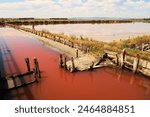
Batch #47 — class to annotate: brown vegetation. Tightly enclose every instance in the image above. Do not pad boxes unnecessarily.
[105,35,150,61]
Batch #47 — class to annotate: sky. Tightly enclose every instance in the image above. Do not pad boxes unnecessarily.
[0,0,150,18]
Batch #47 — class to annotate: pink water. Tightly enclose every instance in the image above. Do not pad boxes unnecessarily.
[24,23,150,42]
[0,27,150,100]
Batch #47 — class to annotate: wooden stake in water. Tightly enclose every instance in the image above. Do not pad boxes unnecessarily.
[71,57,75,72]
[25,58,31,72]
[64,57,67,70]
[133,54,140,74]
[120,49,126,68]
[59,54,63,68]
[33,57,41,78]
[90,62,94,71]
[116,54,119,66]
[33,68,38,83]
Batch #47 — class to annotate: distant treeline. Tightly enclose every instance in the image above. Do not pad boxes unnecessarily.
[5,19,133,25]
[0,18,150,25]
[49,18,68,20]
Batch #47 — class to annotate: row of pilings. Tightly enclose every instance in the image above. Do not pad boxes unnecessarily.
[105,49,150,77]
[7,24,94,54]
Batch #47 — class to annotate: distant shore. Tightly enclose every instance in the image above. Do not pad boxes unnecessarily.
[1,18,150,25]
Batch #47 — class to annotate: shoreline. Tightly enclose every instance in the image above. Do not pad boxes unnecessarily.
[1,18,150,25]
[19,28,86,58]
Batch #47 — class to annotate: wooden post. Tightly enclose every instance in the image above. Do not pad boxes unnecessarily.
[133,54,140,74]
[58,37,60,42]
[64,41,66,45]
[71,42,74,48]
[11,75,16,87]
[33,57,41,78]
[71,57,75,72]
[64,57,67,70]
[116,54,119,66]
[36,59,41,78]
[90,62,94,71]
[53,35,56,41]
[86,47,89,53]
[120,49,126,68]
[76,49,79,58]
[25,58,31,72]
[41,32,43,37]
[102,53,107,60]
[141,43,144,51]
[81,44,83,51]
[42,33,45,37]
[33,68,39,83]
[32,24,35,30]
[59,54,63,68]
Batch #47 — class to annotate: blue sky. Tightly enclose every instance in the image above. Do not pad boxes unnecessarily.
[0,0,150,18]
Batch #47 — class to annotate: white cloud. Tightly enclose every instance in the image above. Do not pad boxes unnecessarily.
[124,0,150,8]
[0,0,149,18]
[58,0,82,7]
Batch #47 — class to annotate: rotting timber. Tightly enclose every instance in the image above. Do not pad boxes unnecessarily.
[0,57,41,93]
[6,24,150,77]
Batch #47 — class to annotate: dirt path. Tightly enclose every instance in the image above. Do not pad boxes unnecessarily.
[18,29,97,71]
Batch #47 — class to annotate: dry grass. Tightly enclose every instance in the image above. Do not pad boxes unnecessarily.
[41,29,150,60]
[105,35,150,61]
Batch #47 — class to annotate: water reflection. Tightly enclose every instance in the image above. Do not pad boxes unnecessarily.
[114,67,150,95]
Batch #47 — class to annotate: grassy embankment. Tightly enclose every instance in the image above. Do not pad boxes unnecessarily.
[40,29,105,55]
[106,35,150,61]
[40,29,150,61]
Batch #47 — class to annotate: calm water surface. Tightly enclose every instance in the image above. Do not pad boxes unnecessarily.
[24,22,150,42]
[0,27,150,100]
